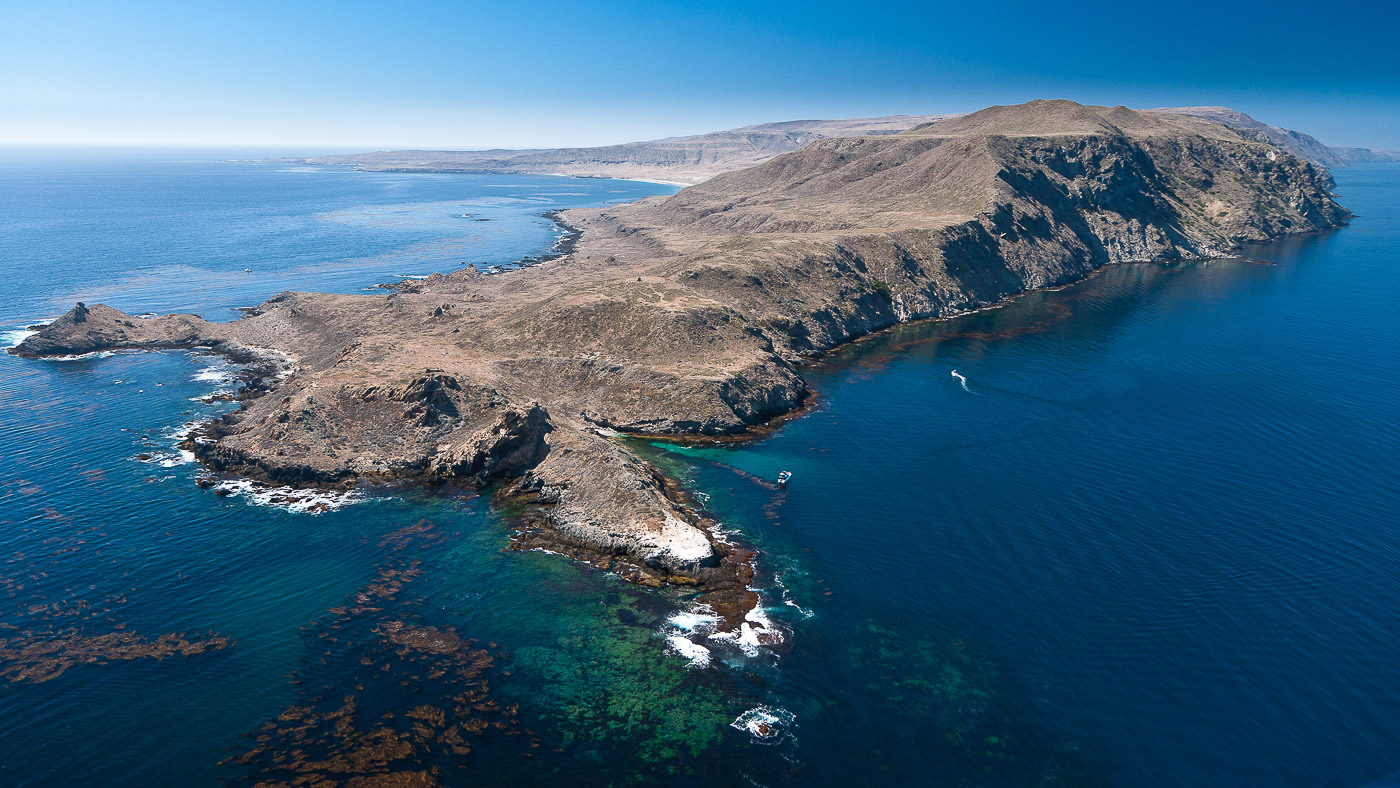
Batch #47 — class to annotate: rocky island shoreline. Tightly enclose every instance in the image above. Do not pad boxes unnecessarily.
[12,101,1350,627]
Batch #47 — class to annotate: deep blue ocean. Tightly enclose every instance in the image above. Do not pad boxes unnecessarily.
[1,151,1397,786]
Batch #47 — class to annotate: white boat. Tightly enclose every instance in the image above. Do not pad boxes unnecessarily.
[777,470,792,486]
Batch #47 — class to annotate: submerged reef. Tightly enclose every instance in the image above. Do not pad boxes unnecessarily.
[230,521,524,787]
[0,493,231,684]
[848,619,1093,784]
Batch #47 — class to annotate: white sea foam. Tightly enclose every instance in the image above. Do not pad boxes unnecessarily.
[666,635,713,668]
[190,362,240,398]
[50,351,116,361]
[166,420,208,442]
[730,705,795,742]
[774,573,814,619]
[737,607,779,655]
[191,364,237,385]
[211,478,368,514]
[782,599,814,617]
[708,599,785,657]
[1,328,37,350]
[668,605,721,634]
[707,523,736,545]
[138,450,189,468]
[661,604,721,668]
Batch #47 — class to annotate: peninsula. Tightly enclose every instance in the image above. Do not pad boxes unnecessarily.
[14,101,1350,622]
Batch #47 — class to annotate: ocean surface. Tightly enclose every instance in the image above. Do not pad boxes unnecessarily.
[1,152,1398,786]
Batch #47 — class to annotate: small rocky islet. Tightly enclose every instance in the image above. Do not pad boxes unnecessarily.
[13,100,1350,623]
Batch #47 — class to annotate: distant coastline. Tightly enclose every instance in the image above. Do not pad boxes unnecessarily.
[286,105,1400,186]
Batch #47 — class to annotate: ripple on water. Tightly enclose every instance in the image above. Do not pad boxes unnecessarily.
[731,705,795,743]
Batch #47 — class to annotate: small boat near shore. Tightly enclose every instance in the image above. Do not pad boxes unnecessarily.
[777,470,792,486]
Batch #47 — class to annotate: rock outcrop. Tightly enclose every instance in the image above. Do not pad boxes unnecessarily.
[13,101,1350,613]
[18,302,222,357]
[1152,106,1400,167]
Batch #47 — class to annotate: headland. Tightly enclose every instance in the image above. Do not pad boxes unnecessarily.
[14,100,1350,626]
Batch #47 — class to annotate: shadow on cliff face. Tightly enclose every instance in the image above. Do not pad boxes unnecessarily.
[811,257,1239,381]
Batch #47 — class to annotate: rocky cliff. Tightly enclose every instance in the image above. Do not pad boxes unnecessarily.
[15,101,1349,618]
[1152,106,1400,167]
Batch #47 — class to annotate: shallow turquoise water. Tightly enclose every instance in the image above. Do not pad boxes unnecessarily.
[2,154,1399,786]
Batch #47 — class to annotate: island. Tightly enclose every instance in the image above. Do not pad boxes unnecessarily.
[13,100,1350,627]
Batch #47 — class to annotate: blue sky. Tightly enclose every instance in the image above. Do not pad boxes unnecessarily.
[2,0,1397,150]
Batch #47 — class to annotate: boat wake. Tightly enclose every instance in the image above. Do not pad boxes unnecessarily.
[951,369,981,395]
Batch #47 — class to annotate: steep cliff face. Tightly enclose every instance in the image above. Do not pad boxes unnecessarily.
[12,101,1349,607]
[1152,105,1400,167]
[590,100,1347,357]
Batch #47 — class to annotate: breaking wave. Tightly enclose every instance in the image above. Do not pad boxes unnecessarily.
[730,705,795,743]
[207,478,370,514]
[707,602,784,658]
[1,327,37,350]
[138,450,195,468]
[661,600,789,666]
[665,635,713,668]
[51,351,116,361]
[662,604,721,669]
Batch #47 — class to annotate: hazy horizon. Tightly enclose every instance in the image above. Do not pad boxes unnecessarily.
[4,0,1397,152]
